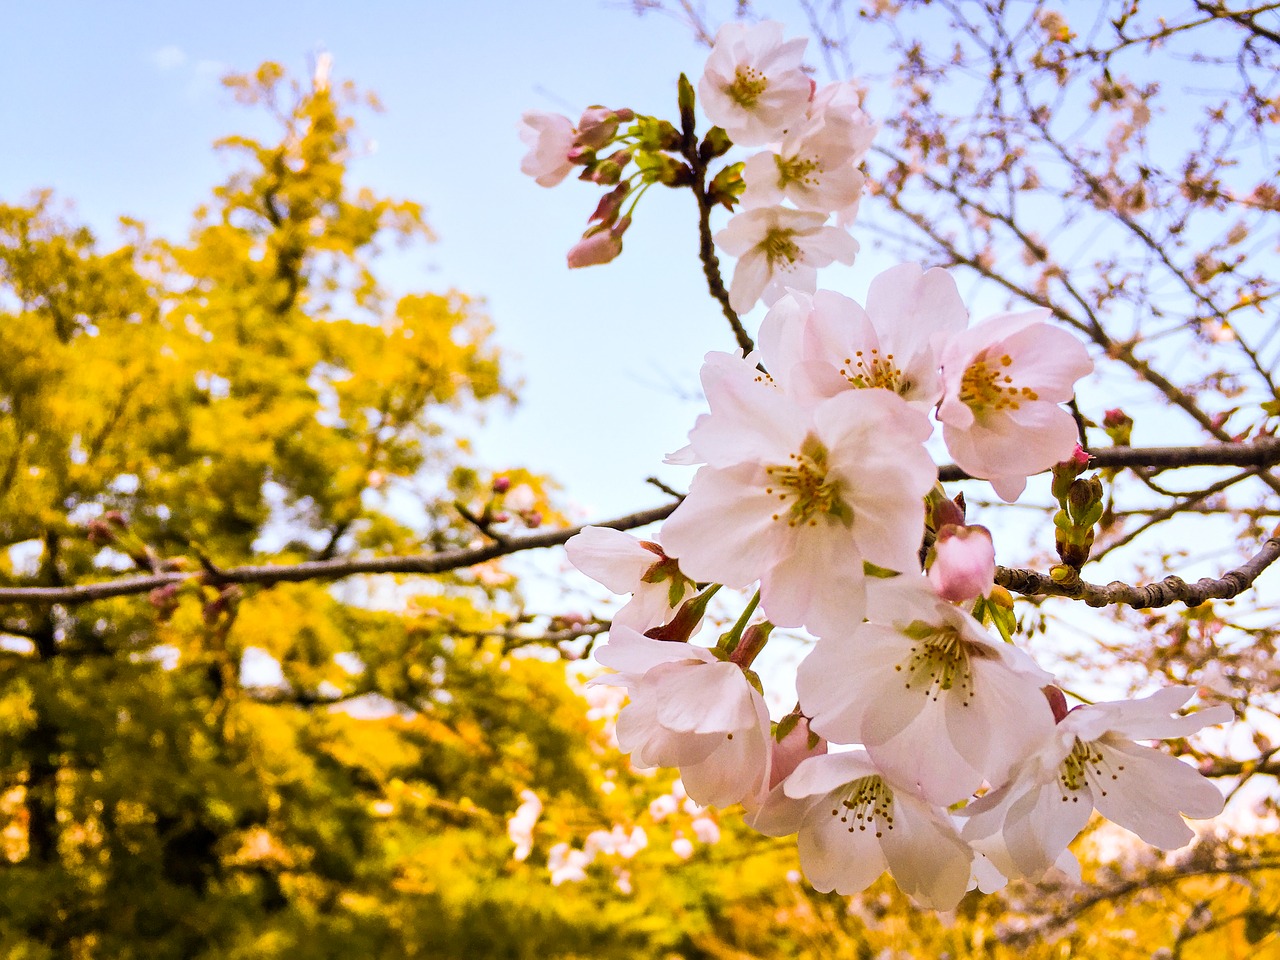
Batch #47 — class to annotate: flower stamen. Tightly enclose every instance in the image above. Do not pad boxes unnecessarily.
[839,349,907,393]
[832,775,895,837]
[764,436,852,528]
[729,65,769,108]
[1058,738,1126,801]
[896,624,976,705]
[958,352,1040,414]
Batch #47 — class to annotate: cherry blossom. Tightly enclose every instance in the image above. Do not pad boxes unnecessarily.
[506,789,543,862]
[741,119,869,217]
[937,309,1094,500]
[565,525,693,634]
[661,356,937,636]
[592,626,771,808]
[960,687,1231,880]
[757,264,968,407]
[715,207,858,314]
[751,750,974,909]
[796,576,1055,804]
[518,110,576,187]
[698,21,811,147]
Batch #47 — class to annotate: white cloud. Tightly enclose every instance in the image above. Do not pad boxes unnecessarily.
[151,45,186,71]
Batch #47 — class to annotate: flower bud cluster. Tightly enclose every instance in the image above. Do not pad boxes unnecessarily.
[519,102,690,268]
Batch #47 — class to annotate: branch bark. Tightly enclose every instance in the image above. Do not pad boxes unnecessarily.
[2,438,1277,609]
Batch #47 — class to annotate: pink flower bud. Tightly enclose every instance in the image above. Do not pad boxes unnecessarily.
[1043,685,1069,724]
[575,106,630,149]
[491,476,511,494]
[566,216,631,269]
[769,717,826,790]
[928,523,995,602]
[1067,443,1091,469]
[589,184,630,225]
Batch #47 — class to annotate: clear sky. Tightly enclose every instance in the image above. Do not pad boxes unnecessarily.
[0,1,788,523]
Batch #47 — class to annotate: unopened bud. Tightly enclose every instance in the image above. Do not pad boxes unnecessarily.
[728,621,773,669]
[589,183,630,225]
[928,524,995,602]
[699,126,733,161]
[567,223,623,268]
[769,715,826,789]
[576,106,627,150]
[491,476,511,494]
[1043,685,1069,723]
[928,491,966,531]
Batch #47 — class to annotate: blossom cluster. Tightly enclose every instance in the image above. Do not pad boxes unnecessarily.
[567,265,1228,907]
[523,19,1233,911]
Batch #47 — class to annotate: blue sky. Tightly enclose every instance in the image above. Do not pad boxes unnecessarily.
[0,2,769,522]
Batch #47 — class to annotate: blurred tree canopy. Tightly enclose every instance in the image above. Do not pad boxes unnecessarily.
[3,3,1280,957]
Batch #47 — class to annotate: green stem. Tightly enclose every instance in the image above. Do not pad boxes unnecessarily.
[718,588,761,657]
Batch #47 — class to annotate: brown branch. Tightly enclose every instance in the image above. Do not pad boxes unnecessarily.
[2,442,1277,609]
[996,532,1280,608]
[678,82,753,355]
[937,436,1280,482]
[0,503,679,607]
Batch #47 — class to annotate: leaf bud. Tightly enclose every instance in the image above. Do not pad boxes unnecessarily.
[699,126,733,161]
[677,73,696,132]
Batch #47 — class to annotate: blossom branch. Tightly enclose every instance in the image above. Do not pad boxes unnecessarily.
[0,503,678,608]
[677,83,754,354]
[3,439,1277,610]
[996,531,1280,608]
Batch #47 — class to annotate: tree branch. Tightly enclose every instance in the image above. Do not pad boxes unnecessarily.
[2,439,1277,609]
[0,503,678,607]
[996,531,1280,608]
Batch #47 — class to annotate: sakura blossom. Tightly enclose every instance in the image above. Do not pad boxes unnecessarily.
[698,20,811,147]
[661,356,936,636]
[547,842,591,885]
[518,110,576,187]
[506,789,543,862]
[715,206,858,314]
[757,264,968,407]
[937,309,1094,500]
[960,687,1231,880]
[751,750,974,909]
[565,525,693,634]
[591,626,771,808]
[796,577,1055,804]
[740,79,877,218]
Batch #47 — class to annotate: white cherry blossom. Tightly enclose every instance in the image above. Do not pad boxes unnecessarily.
[591,626,771,808]
[715,207,858,314]
[518,110,576,187]
[797,576,1055,804]
[662,355,936,636]
[751,750,974,909]
[960,687,1231,880]
[937,309,1094,500]
[565,525,692,634]
[698,21,811,147]
[757,265,968,408]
